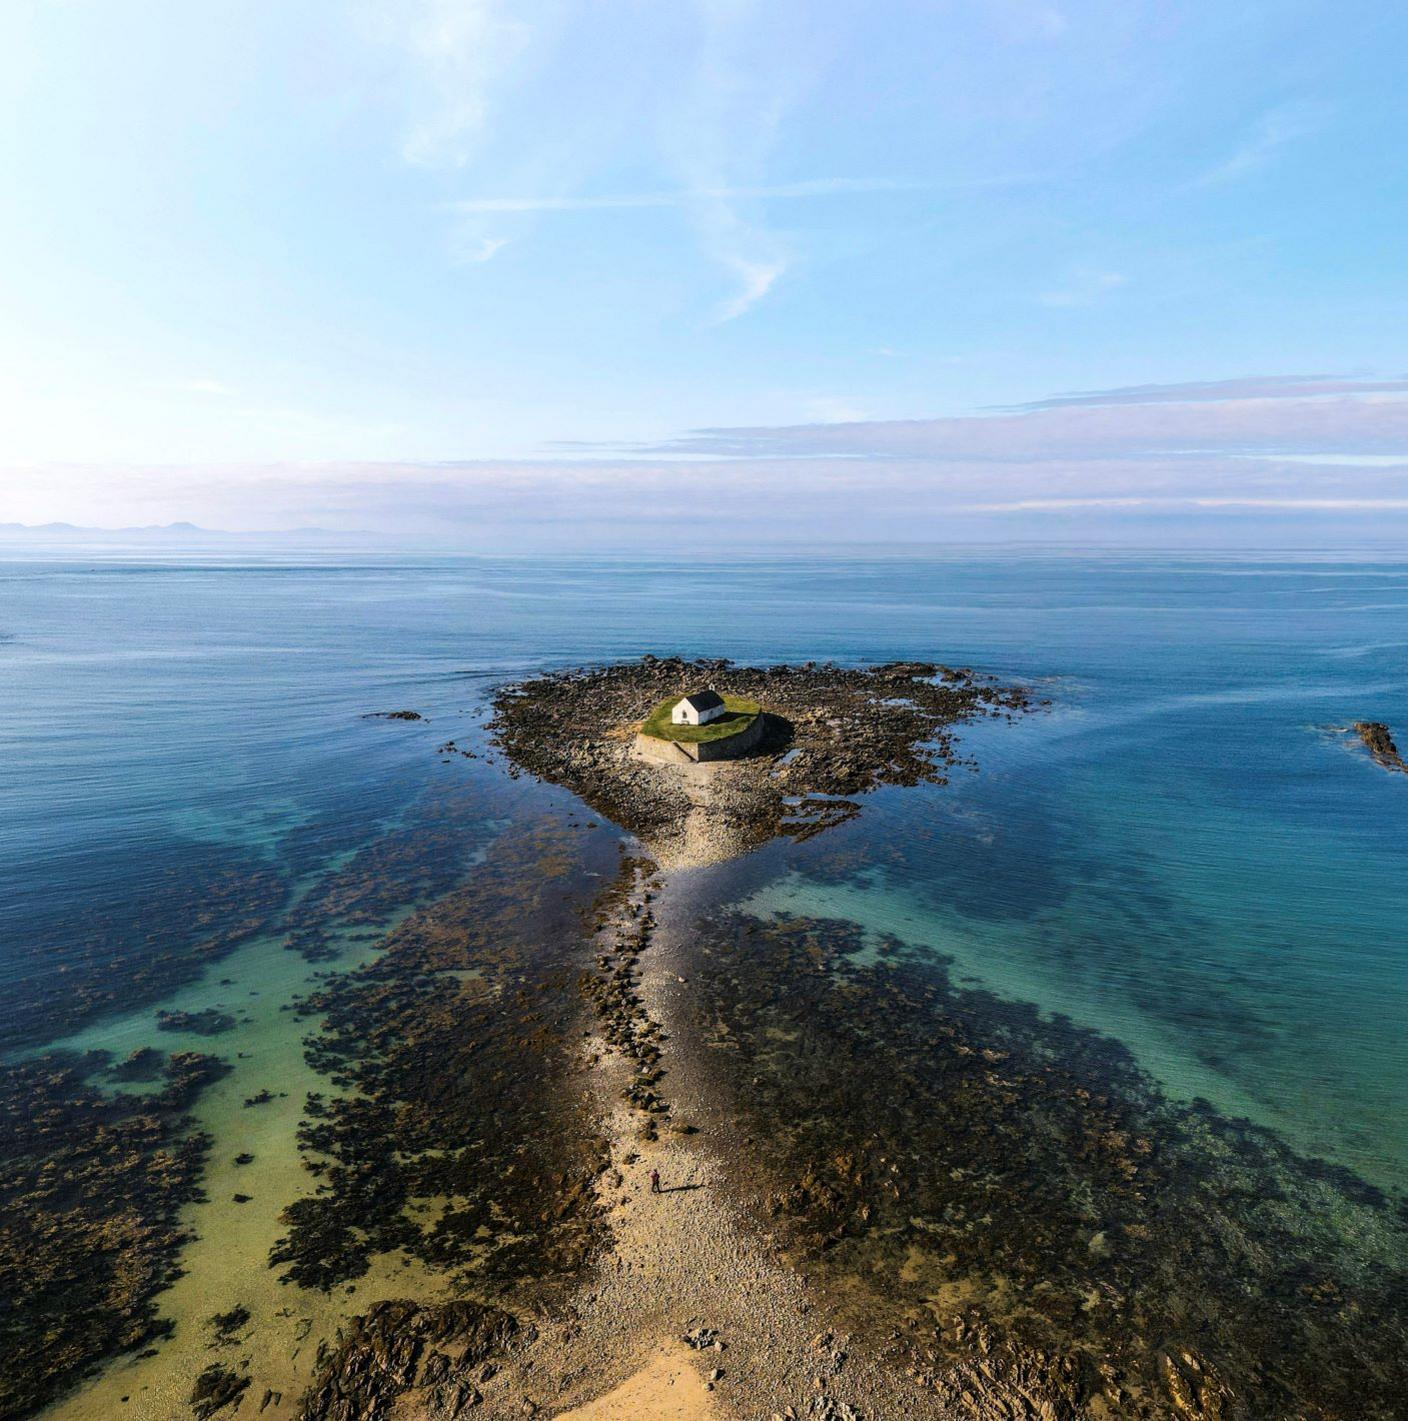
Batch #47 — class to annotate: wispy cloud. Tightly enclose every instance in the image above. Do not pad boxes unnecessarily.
[656,2,827,323]
[1039,270,1128,308]
[445,177,923,214]
[1003,375,1408,412]
[651,375,1408,461]
[451,233,510,265]
[1195,101,1327,187]
[366,0,535,169]
[714,255,785,323]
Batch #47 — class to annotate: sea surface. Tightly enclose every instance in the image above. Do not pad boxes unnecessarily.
[2,547,1407,1412]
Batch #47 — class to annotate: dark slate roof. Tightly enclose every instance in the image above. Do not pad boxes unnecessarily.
[680,690,725,711]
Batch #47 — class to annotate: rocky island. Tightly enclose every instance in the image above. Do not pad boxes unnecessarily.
[489,655,1032,866]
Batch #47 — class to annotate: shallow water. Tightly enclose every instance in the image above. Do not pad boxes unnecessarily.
[2,548,1406,1413]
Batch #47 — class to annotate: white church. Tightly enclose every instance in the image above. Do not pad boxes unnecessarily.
[671,690,726,726]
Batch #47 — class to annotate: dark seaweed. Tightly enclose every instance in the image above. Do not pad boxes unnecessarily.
[270,811,617,1295]
[0,842,287,1054]
[691,911,1408,1420]
[190,1361,250,1418]
[0,1050,229,1418]
[156,1008,236,1036]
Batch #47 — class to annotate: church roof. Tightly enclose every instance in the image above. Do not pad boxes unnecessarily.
[678,690,724,712]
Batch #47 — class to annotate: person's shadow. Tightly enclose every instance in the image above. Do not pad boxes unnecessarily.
[659,1183,704,1194]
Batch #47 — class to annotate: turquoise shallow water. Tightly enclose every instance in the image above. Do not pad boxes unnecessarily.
[2,547,1406,1190]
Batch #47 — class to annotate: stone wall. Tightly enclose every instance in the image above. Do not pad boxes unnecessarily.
[634,711,767,764]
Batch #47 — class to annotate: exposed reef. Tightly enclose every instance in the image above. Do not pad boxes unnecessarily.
[298,1298,525,1420]
[1354,720,1407,773]
[490,656,1033,863]
[272,810,617,1295]
[0,1050,229,1418]
[689,910,1408,1420]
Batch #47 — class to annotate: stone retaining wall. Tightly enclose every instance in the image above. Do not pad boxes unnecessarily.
[634,711,767,764]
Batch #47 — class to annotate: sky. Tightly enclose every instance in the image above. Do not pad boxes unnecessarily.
[0,0,1406,546]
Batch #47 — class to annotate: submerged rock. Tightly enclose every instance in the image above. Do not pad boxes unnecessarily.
[191,1361,251,1419]
[156,1007,236,1036]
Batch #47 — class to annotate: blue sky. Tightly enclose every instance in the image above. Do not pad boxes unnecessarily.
[1,1,1406,543]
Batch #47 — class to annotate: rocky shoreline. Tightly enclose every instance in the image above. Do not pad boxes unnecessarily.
[489,656,1034,866]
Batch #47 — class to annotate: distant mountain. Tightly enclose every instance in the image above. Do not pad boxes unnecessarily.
[0,521,371,542]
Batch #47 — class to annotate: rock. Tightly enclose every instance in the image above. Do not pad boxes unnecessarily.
[190,1363,250,1419]
[1353,720,1408,773]
[298,1298,523,1421]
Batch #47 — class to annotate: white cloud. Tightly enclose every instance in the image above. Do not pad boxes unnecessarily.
[445,177,922,214]
[1004,375,1408,411]
[1195,101,1327,187]
[653,375,1408,461]
[451,233,509,264]
[364,0,535,169]
[713,255,784,323]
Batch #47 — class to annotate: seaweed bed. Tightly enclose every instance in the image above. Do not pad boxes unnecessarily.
[273,808,620,1296]
[1,842,288,1054]
[0,1049,228,1418]
[690,910,1408,1420]
[279,778,502,963]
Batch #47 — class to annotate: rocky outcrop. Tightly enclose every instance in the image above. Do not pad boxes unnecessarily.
[1354,720,1407,773]
[298,1299,525,1420]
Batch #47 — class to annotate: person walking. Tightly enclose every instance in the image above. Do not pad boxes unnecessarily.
[650,1168,661,1194]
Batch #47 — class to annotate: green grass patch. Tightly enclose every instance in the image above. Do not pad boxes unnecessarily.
[640,693,762,744]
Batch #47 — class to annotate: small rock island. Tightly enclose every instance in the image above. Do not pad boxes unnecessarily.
[491,656,1033,866]
[1354,720,1407,774]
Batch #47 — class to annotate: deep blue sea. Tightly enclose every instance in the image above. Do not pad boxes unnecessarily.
[3,548,1406,1198]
